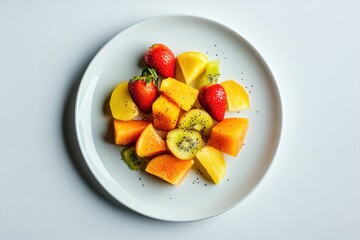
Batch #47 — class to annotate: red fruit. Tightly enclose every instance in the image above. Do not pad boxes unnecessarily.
[128,68,158,114]
[198,84,227,122]
[144,43,176,78]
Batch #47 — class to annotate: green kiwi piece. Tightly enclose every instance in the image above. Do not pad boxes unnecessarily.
[121,146,151,170]
[166,129,204,160]
[194,60,220,89]
[177,109,214,136]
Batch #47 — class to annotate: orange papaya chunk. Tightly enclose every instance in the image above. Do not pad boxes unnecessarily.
[207,118,249,157]
[113,120,150,145]
[145,154,194,186]
[152,95,180,131]
[135,124,167,157]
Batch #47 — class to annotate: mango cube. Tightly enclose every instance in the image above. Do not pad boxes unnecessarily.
[152,95,180,131]
[196,146,226,184]
[175,51,208,84]
[221,80,250,111]
[160,78,199,111]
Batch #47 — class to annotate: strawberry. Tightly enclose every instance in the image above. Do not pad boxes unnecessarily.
[128,68,159,114]
[198,84,227,122]
[144,43,176,78]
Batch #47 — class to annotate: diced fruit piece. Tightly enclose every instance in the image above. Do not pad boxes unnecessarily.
[166,129,203,160]
[152,95,180,131]
[207,118,249,157]
[121,146,151,170]
[196,146,226,184]
[113,120,150,145]
[128,68,158,114]
[175,52,208,84]
[194,60,221,90]
[198,84,227,122]
[160,78,199,111]
[136,124,167,157]
[177,109,213,136]
[221,80,250,111]
[109,82,139,120]
[144,44,176,78]
[145,154,194,186]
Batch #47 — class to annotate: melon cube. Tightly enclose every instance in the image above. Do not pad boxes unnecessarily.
[145,154,194,186]
[136,124,167,157]
[160,78,199,111]
[152,95,180,131]
[207,118,249,157]
[113,120,150,145]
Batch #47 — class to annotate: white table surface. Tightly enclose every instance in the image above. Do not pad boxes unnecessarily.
[1,1,359,239]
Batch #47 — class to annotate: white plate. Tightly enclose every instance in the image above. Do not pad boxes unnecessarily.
[75,15,282,222]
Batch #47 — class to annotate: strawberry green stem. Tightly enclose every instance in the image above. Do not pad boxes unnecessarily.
[130,68,158,85]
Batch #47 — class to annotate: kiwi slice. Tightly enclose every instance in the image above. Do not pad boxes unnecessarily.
[166,129,204,160]
[194,60,220,89]
[177,109,214,136]
[121,146,151,170]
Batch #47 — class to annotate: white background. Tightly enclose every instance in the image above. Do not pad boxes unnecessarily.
[1,1,359,239]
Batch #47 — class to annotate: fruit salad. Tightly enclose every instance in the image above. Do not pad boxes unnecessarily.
[109,43,250,186]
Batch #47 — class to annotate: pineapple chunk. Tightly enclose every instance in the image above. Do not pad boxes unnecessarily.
[109,82,139,120]
[220,80,250,111]
[196,146,226,184]
[160,78,199,111]
[175,52,208,84]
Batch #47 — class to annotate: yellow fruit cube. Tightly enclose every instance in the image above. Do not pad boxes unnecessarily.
[196,146,226,184]
[152,95,180,131]
[175,52,208,84]
[109,81,139,120]
[160,78,199,111]
[220,80,250,111]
